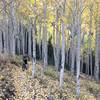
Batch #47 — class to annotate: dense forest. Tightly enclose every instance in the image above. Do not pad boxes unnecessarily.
[0,0,100,100]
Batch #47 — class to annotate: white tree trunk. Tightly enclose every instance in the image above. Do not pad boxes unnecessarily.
[18,21,24,55]
[7,19,11,54]
[81,32,84,73]
[10,0,16,56]
[94,7,100,81]
[39,22,42,59]
[95,34,100,81]
[60,21,65,88]
[87,50,89,75]
[65,37,68,65]
[2,0,8,54]
[76,20,81,100]
[20,21,25,55]
[71,37,75,73]
[55,10,60,70]
[0,30,2,53]
[32,0,36,77]
[18,38,20,54]
[65,30,69,65]
[89,7,93,77]
[28,20,32,57]
[76,0,82,99]
[32,19,36,77]
[71,0,77,73]
[42,1,48,69]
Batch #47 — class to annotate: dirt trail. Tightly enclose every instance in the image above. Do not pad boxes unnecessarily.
[0,61,46,100]
[0,61,100,100]
[12,63,34,100]
[12,63,53,100]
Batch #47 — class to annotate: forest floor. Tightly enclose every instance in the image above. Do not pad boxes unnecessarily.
[0,56,100,100]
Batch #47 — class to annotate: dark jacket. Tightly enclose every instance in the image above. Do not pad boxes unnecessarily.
[23,55,28,64]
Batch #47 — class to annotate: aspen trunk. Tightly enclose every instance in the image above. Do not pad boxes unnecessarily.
[71,37,75,73]
[94,6,100,81]
[0,30,2,53]
[2,0,8,54]
[65,30,69,65]
[55,10,60,70]
[89,7,93,77]
[71,0,77,73]
[76,0,82,99]
[42,1,48,69]
[22,25,25,55]
[76,21,81,100]
[32,0,36,77]
[28,20,32,57]
[39,22,42,59]
[81,33,84,73]
[32,19,36,77]
[95,34,100,81]
[60,21,65,88]
[9,0,16,56]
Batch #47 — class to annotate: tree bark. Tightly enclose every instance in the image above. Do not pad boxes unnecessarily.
[71,37,75,73]
[9,0,16,56]
[21,24,25,55]
[55,10,60,70]
[2,0,8,54]
[39,22,42,59]
[28,20,32,57]
[0,30,2,53]
[42,1,48,69]
[76,0,82,99]
[81,32,84,73]
[94,6,100,81]
[95,34,100,81]
[60,21,65,88]
[71,0,77,73]
[89,6,93,77]
[32,19,36,77]
[32,0,36,77]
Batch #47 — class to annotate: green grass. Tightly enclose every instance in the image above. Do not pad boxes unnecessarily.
[44,67,58,80]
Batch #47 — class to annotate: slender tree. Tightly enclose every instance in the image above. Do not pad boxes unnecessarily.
[71,0,77,73]
[80,32,85,73]
[32,18,36,77]
[76,0,82,99]
[60,21,65,88]
[20,20,25,55]
[38,20,42,59]
[59,0,66,88]
[55,9,60,70]
[2,0,8,54]
[94,3,100,81]
[32,0,36,77]
[28,19,32,57]
[42,0,48,69]
[9,0,17,56]
[89,5,93,77]
[0,30,3,53]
